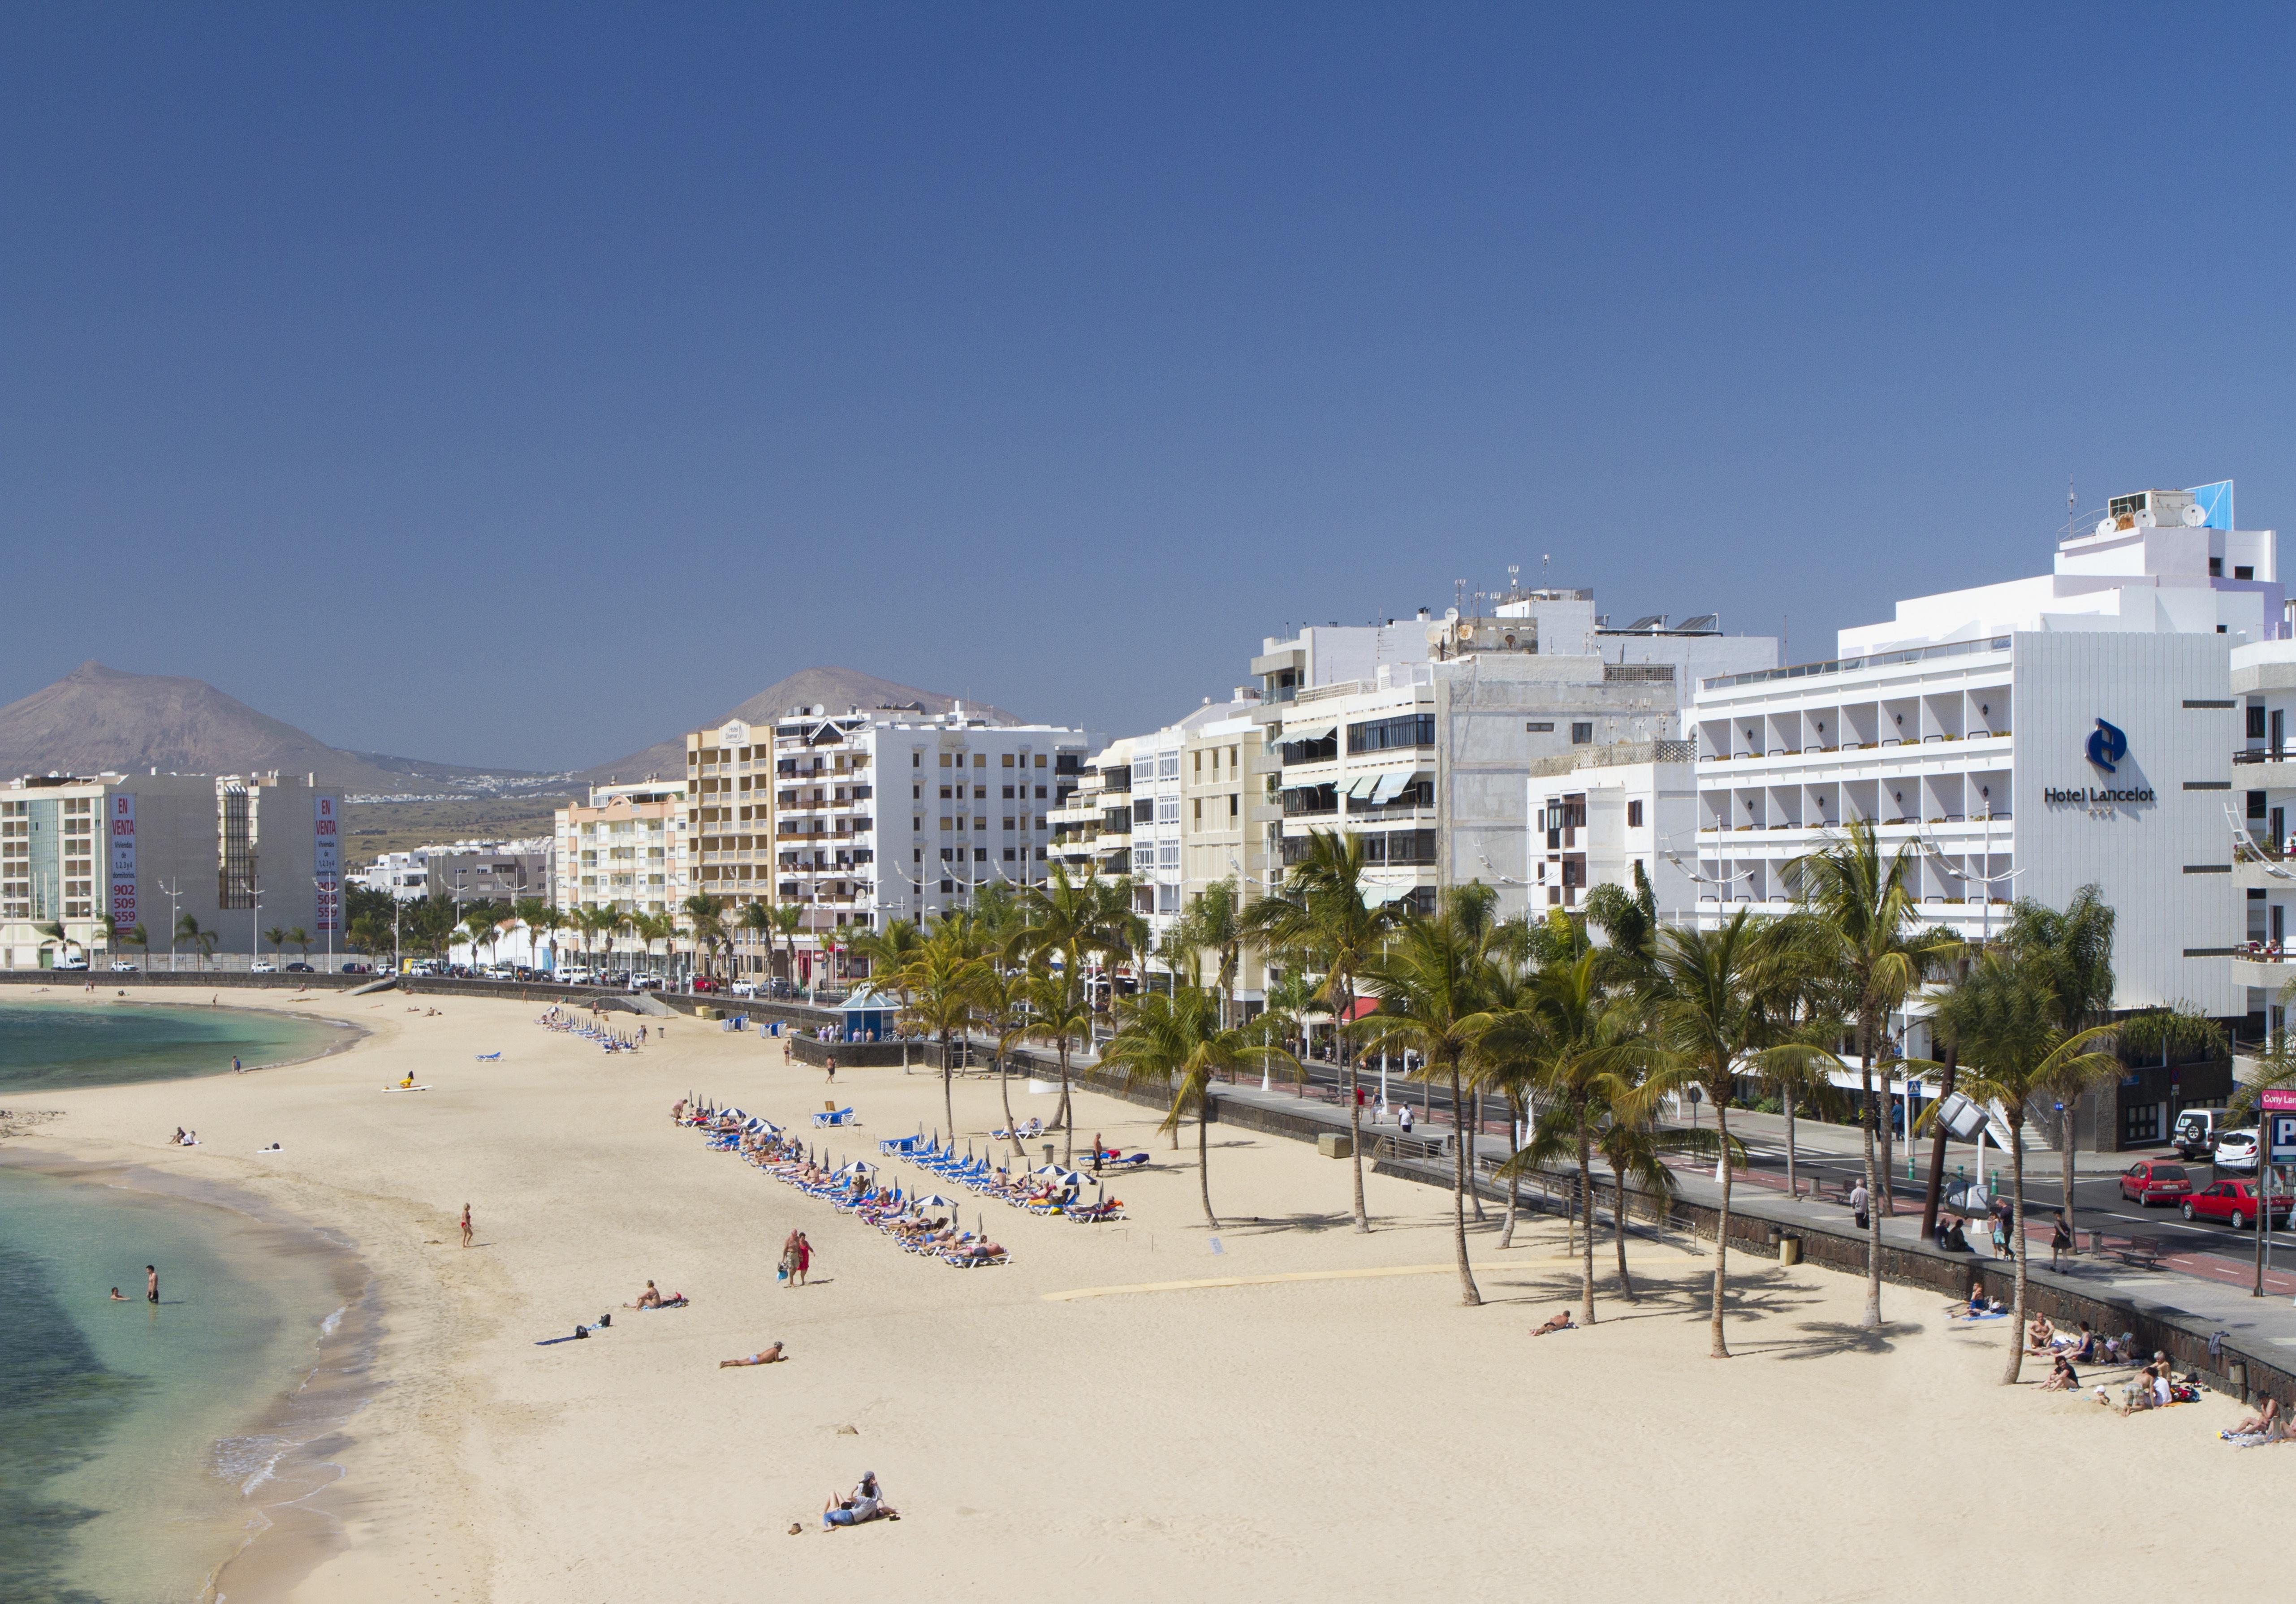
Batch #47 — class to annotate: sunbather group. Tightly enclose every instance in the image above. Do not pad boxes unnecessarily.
[884,1131,1127,1225]
[677,1108,1016,1268]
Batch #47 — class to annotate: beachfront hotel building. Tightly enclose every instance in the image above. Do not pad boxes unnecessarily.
[1686,485,2273,1138]
[1528,739,1700,918]
[765,705,1096,987]
[553,778,689,923]
[1255,595,1776,921]
[0,771,344,969]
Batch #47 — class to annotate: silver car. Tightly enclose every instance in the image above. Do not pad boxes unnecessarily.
[2213,1128,2260,1173]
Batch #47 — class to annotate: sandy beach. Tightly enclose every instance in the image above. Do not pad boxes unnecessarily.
[2,980,2279,1604]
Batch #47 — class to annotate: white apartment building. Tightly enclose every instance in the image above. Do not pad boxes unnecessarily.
[2,771,343,967]
[1048,736,1134,883]
[1528,741,1700,918]
[1257,595,1776,919]
[771,706,1096,986]
[1688,485,2271,1043]
[555,779,688,920]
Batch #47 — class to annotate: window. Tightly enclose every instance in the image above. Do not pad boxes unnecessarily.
[974,755,987,768]
[1193,751,1202,775]
[1002,785,1014,799]
[2250,706,2268,740]
[1627,800,1644,828]
[1035,754,1047,767]
[913,751,922,767]
[1347,713,1435,754]
[2238,565,2255,580]
[2210,557,2224,577]
[1229,794,1239,820]
[1193,798,1202,826]
[940,753,953,767]
[1002,753,1015,767]
[2250,791,2269,822]
[1571,722,1593,745]
[1034,785,1047,799]
[1526,721,1554,733]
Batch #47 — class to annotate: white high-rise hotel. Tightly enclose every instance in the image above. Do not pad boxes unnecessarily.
[1688,484,2274,1023]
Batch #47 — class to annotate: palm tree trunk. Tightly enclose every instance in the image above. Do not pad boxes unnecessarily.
[1449,1060,1481,1306]
[1920,1047,1958,1240]
[1876,1043,1895,1217]
[1342,976,1368,1234]
[1499,1093,1522,1250]
[1784,1087,1799,1199]
[1056,1041,1074,1163]
[1857,1015,1884,1329]
[2002,1125,2028,1384]
[941,1028,955,1140]
[1613,1167,1635,1298]
[1711,1094,1734,1358]
[998,1049,1021,1156]
[1576,1115,1595,1325]
[1196,1088,1217,1229]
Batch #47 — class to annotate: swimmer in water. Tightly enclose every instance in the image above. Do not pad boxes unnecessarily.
[109,1287,127,1301]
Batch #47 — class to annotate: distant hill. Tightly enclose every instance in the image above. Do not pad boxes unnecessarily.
[0,661,555,796]
[575,666,1020,783]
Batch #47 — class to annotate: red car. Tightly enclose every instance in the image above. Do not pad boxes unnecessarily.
[2180,1179,2294,1230]
[2119,1159,2193,1206]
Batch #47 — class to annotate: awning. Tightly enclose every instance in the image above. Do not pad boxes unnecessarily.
[1369,770,1420,804]
[1283,722,1337,742]
[1362,883,1412,906]
[840,988,898,1012]
[1344,774,1381,799]
[1342,997,1381,1022]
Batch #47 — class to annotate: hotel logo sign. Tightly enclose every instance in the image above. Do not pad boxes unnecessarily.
[2046,717,2154,806]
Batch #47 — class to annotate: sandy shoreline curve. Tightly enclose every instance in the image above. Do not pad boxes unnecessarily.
[0,979,2278,1603]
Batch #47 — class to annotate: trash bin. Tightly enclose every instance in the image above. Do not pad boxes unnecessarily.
[1778,1234,1803,1267]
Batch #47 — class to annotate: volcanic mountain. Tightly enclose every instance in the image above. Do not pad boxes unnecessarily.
[0,661,536,794]
[575,666,1020,783]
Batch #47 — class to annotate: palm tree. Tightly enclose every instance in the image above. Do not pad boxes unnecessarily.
[1786,819,1960,1327]
[681,894,726,983]
[265,925,289,967]
[528,905,565,975]
[1176,878,1252,1024]
[1582,861,1660,987]
[175,912,216,970]
[289,927,311,966]
[1013,863,1143,1117]
[889,920,990,1139]
[735,901,775,983]
[92,913,118,970]
[36,920,78,970]
[1022,970,1096,1164]
[1925,949,2118,1383]
[1646,910,1777,1358]
[1359,897,1498,1306]
[127,922,149,969]
[1593,1089,1726,1298]
[1487,951,1647,1324]
[1245,830,1403,1232]
[460,910,494,971]
[512,897,550,972]
[1103,984,1295,1228]
[1995,886,2116,1246]
[768,901,805,989]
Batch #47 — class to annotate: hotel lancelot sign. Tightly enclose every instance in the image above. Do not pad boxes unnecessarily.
[2045,718,2157,807]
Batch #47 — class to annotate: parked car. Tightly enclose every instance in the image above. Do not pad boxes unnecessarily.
[284,962,315,973]
[250,961,277,974]
[109,960,138,972]
[55,956,88,971]
[730,979,758,998]
[2182,1177,2292,1230]
[2119,1158,2192,1206]
[692,977,721,993]
[631,974,665,991]
[341,962,371,974]
[2212,1128,2261,1173]
[2172,1107,2226,1160]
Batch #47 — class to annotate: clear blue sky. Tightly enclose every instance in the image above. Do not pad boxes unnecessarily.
[5,5,2292,769]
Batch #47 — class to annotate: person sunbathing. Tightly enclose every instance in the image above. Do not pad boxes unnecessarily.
[720,1342,788,1368]
[822,1489,897,1528]
[2224,1397,2283,1442]
[2025,1315,2056,1354]
[1532,1309,1576,1336]
[2041,1355,2080,1391]
[951,1240,1005,1259]
[628,1281,667,1309]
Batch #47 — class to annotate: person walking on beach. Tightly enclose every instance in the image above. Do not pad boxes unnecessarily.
[793,1232,812,1288]
[779,1229,801,1288]
[146,1264,159,1304]
[460,1204,473,1248]
[232,1056,242,1074]
[825,1055,837,1085]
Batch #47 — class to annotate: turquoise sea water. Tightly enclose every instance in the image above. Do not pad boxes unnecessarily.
[0,1003,342,1095]
[0,1164,356,1604]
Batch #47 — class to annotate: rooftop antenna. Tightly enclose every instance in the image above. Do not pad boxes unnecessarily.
[1506,563,1520,600]
[1454,578,1466,616]
[1541,554,1551,585]
[2065,476,2078,542]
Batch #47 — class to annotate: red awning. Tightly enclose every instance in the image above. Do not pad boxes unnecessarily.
[1342,997,1381,1021]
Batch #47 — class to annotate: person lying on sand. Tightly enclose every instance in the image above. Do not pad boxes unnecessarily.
[822,1488,898,1529]
[1533,1310,1575,1336]
[721,1342,788,1368]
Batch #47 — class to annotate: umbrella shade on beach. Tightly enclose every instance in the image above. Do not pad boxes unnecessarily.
[835,1160,875,1177]
[916,1194,959,1209]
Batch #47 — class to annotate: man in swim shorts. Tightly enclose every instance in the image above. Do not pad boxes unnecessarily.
[147,1264,159,1304]
[720,1341,787,1368]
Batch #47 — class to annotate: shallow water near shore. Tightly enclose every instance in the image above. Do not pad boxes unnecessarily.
[0,1001,345,1096]
[0,1162,366,1603]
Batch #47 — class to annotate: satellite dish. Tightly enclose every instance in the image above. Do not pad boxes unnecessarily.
[2094,518,2116,538]
[2183,502,2207,526]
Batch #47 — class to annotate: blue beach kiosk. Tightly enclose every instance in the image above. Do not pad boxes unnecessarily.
[838,988,898,1043]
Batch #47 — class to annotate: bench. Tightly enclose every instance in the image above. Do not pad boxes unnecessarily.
[2099,1237,2164,1271]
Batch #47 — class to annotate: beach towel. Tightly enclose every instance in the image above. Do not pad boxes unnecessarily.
[383,1085,434,1093]
[476,1052,502,1061]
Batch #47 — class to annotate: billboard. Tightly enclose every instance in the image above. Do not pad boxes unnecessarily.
[314,793,341,935]
[108,793,136,931]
